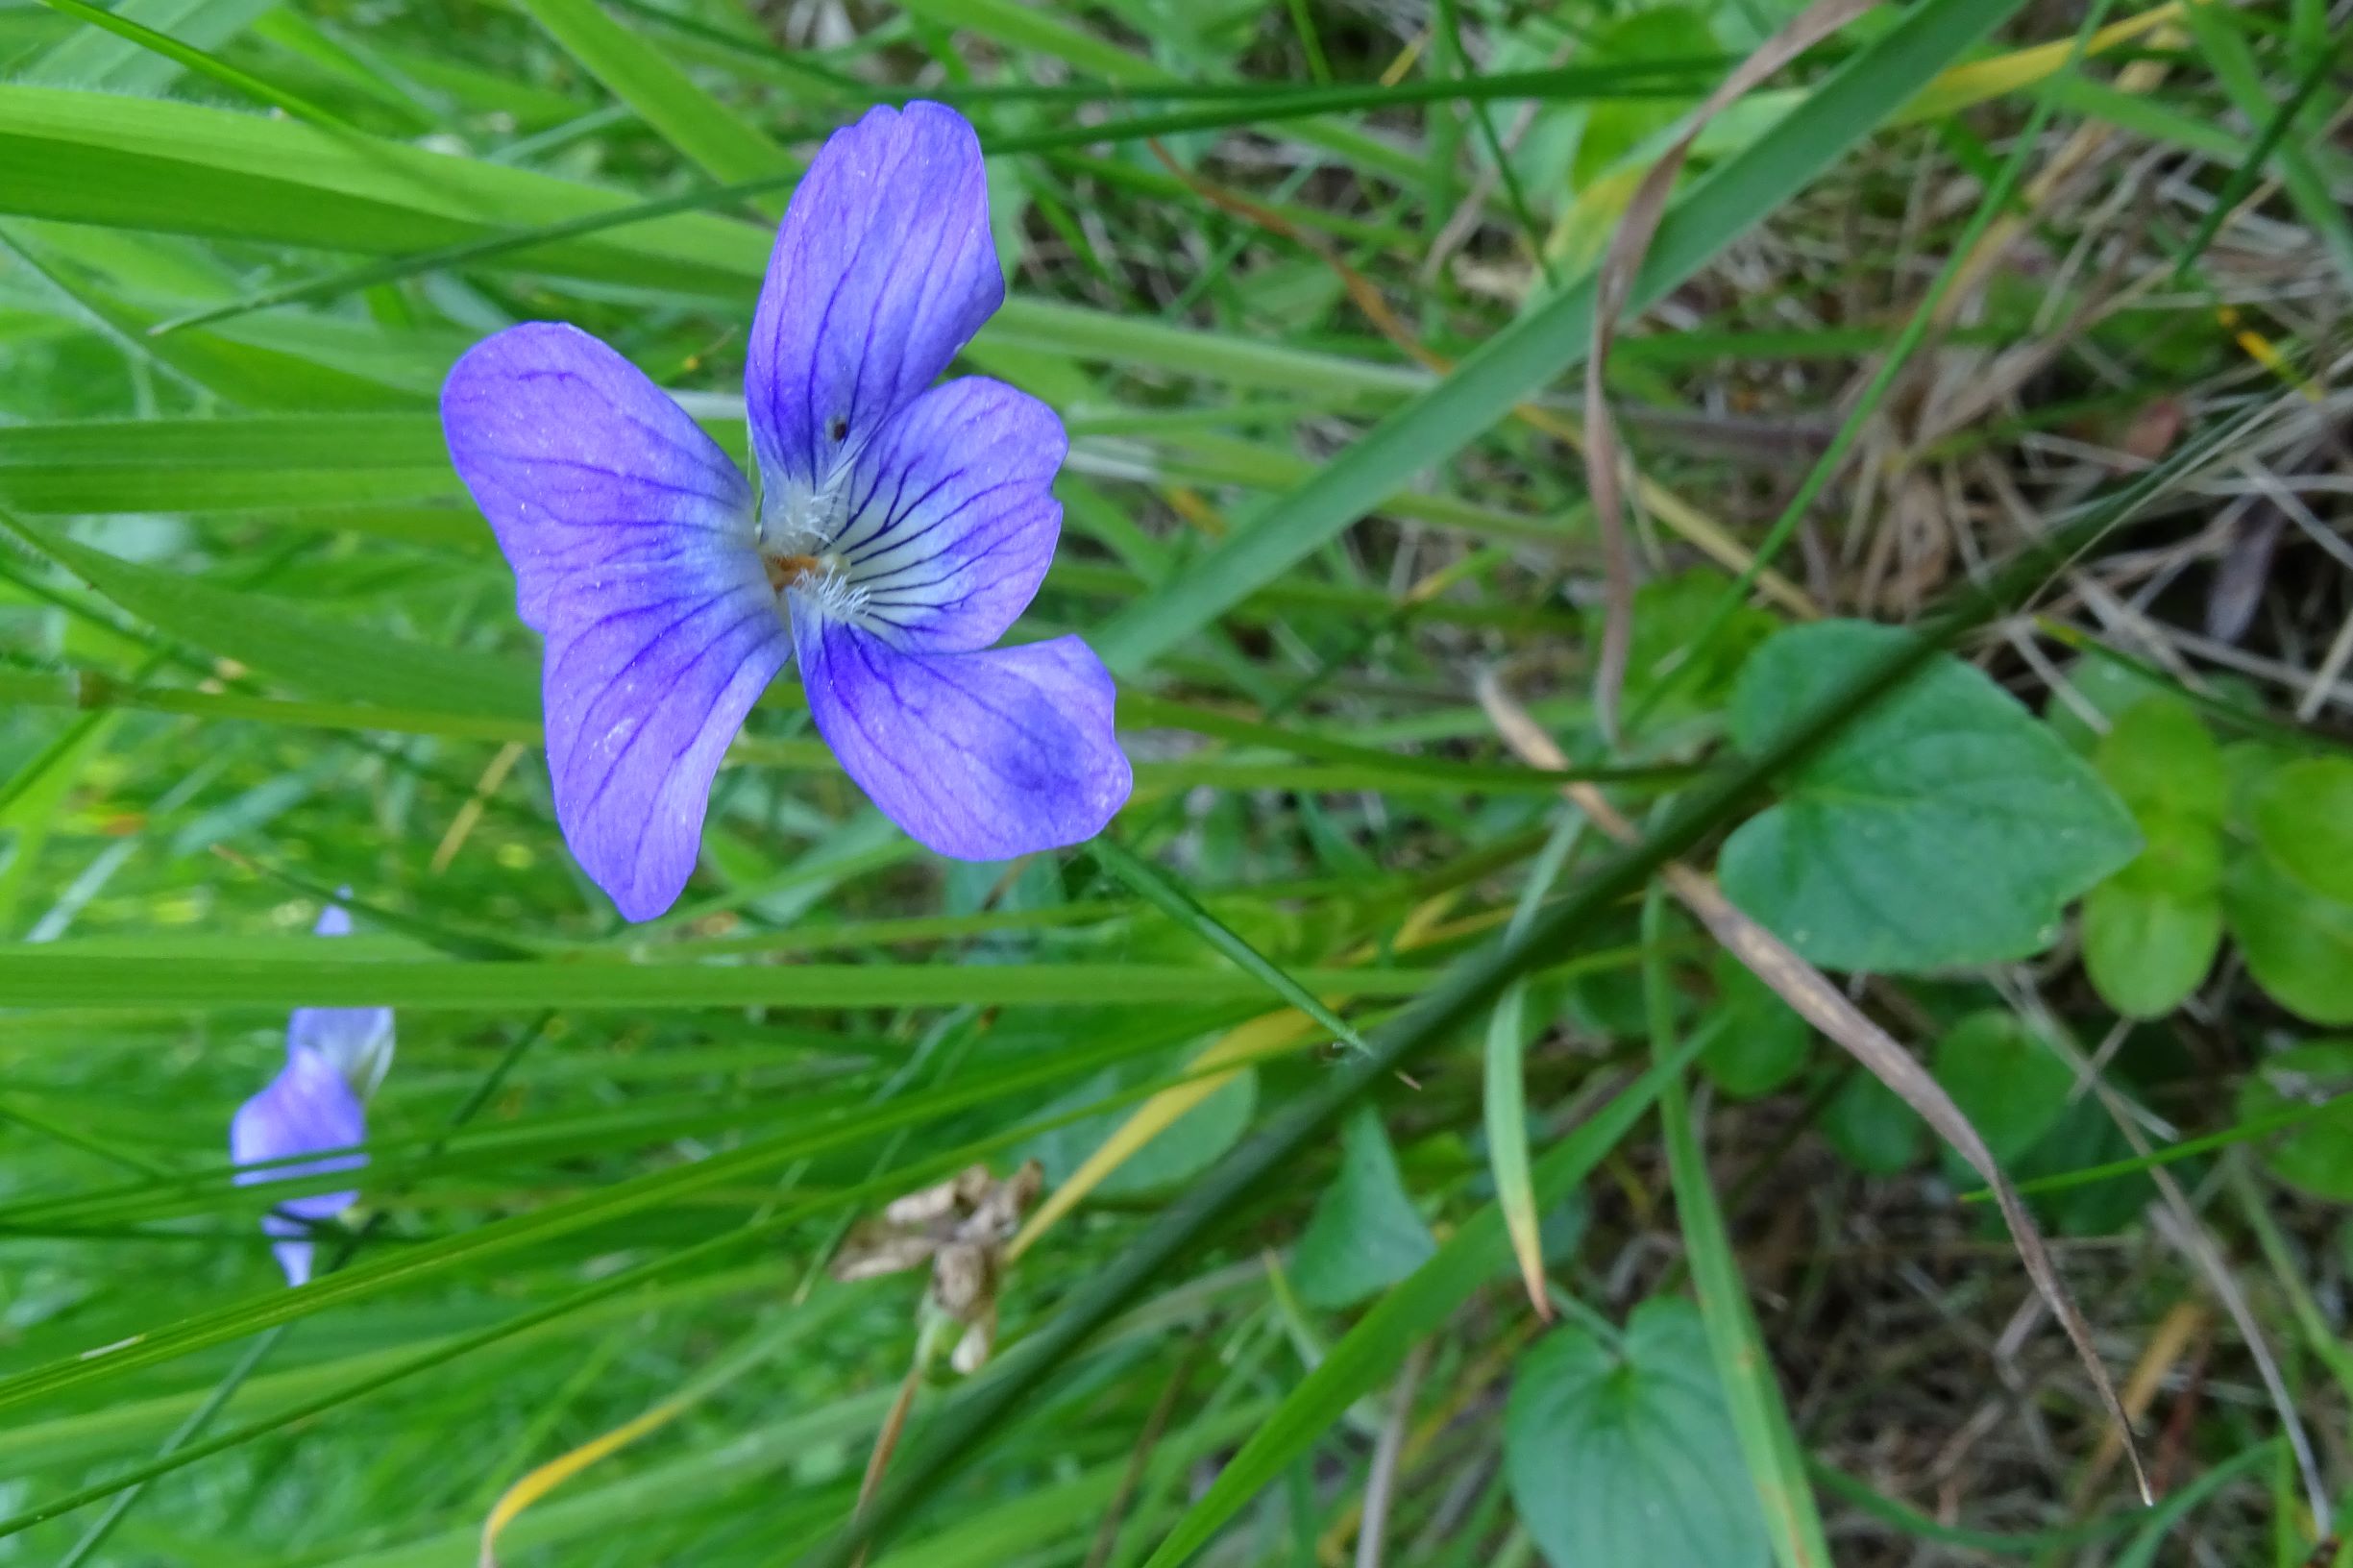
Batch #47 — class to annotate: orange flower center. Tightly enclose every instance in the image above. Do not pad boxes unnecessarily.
[764,552,823,593]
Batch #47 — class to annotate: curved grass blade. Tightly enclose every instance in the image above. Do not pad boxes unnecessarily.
[1647,887,1834,1568]
[1484,806,1585,1315]
[2113,1441,2280,1568]
[29,0,344,125]
[1630,0,2121,729]
[146,70,1704,337]
[1010,1010,1316,1259]
[478,1303,845,1566]
[0,954,1465,1012]
[514,0,790,191]
[1088,837,1368,1053]
[0,1033,1261,1425]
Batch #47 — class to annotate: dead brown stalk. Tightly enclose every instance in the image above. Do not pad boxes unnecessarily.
[1578,0,1881,738]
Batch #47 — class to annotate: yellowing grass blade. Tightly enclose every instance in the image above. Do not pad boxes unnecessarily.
[1012,894,1463,1262]
[479,1396,692,1568]
[1008,1008,1319,1262]
[1900,3,2183,121]
[478,1301,844,1564]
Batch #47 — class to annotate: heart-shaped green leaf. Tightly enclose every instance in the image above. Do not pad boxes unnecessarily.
[1932,1011,2071,1165]
[2083,698,2225,1018]
[1507,1296,1768,1568]
[2250,758,2353,906]
[1720,621,2139,973]
[1292,1106,1435,1309]
[2224,850,2353,1026]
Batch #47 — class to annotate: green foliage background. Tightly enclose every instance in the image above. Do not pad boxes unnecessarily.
[0,1,2348,1565]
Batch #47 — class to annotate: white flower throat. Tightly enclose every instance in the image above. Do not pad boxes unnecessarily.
[760,472,870,620]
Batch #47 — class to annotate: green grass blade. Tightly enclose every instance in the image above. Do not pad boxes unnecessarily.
[2177,2,2353,300]
[515,0,793,192]
[28,0,342,125]
[1088,0,2030,674]
[1483,806,1584,1311]
[1649,888,1833,1568]
[1136,1038,1707,1568]
[1088,836,1368,1051]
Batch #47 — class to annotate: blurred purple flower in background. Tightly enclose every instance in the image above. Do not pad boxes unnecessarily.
[442,101,1131,921]
[229,902,395,1286]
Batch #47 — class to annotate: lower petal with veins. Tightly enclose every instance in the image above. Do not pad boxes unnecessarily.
[791,607,1130,861]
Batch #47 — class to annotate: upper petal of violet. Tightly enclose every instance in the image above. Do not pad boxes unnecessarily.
[747,101,1002,501]
[825,376,1066,654]
[791,611,1131,860]
[442,323,790,921]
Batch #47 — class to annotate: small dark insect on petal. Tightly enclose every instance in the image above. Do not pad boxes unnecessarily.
[830,416,848,442]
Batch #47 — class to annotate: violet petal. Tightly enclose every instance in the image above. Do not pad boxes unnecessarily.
[443,322,789,921]
[791,608,1130,859]
[287,901,394,1095]
[832,376,1066,653]
[747,102,1002,496]
[230,1047,366,1287]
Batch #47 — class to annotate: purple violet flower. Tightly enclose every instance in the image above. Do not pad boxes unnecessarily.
[229,902,394,1286]
[441,102,1133,921]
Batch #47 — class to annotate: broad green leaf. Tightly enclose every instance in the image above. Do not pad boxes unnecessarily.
[2224,850,2353,1027]
[2084,698,2224,1018]
[1719,620,2139,972]
[2082,883,2220,1023]
[2045,653,2177,754]
[1291,1106,1435,1309]
[1698,949,1811,1100]
[1505,1296,1769,1568]
[2223,739,2302,826]
[1930,1011,2071,1165]
[2236,1043,2353,1201]
[2098,698,2227,821]
[2249,758,2353,906]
